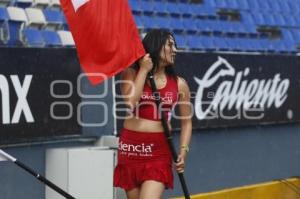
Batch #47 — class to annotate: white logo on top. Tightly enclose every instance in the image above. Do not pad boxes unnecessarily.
[194,56,290,119]
[71,0,90,12]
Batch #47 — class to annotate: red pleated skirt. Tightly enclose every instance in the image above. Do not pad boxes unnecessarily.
[113,128,173,191]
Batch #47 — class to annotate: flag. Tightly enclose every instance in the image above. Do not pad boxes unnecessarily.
[60,0,145,85]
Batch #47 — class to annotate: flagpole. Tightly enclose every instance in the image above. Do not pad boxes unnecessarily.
[147,73,191,199]
[0,149,76,199]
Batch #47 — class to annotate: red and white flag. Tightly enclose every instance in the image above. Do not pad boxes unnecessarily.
[60,0,145,85]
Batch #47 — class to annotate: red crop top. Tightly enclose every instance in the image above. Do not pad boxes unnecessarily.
[133,75,179,121]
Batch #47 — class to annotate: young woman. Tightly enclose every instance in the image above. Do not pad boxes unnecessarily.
[114,29,192,199]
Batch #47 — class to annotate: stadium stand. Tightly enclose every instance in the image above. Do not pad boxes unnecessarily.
[0,0,299,53]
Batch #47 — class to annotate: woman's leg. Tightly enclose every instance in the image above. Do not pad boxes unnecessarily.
[139,180,165,199]
[126,188,140,199]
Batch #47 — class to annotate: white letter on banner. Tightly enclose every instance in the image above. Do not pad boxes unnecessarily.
[71,0,90,12]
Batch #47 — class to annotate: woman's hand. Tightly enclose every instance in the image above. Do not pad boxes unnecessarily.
[174,153,186,173]
[138,53,153,73]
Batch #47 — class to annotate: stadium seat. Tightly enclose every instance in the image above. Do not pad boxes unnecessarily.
[23,28,45,47]
[140,1,154,15]
[290,30,300,42]
[0,7,9,45]
[236,0,249,10]
[14,0,33,8]
[177,3,192,18]
[49,0,60,9]
[169,17,184,33]
[57,30,74,47]
[214,37,229,51]
[142,15,158,31]
[153,1,167,16]
[278,1,291,13]
[156,16,170,30]
[212,0,227,8]
[187,35,202,50]
[133,15,143,29]
[282,14,297,27]
[174,34,186,49]
[165,2,181,17]
[41,30,62,47]
[128,0,142,15]
[32,0,50,9]
[200,36,216,51]
[0,7,9,44]
[43,8,63,30]
[25,8,46,29]
[0,0,11,7]
[7,6,28,46]
[182,18,198,34]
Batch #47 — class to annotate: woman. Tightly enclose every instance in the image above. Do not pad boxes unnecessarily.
[114,29,192,199]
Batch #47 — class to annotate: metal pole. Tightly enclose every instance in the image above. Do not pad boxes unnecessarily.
[0,149,76,199]
[148,73,191,199]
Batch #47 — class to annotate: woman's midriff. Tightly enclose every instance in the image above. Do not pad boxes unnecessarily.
[123,117,172,133]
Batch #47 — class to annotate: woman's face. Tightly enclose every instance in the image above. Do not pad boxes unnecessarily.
[159,36,177,66]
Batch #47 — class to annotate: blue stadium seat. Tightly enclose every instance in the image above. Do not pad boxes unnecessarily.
[268,1,281,13]
[14,0,33,8]
[169,17,184,33]
[174,34,186,49]
[200,36,216,51]
[187,35,202,50]
[290,30,300,42]
[236,38,256,51]
[225,38,240,51]
[214,37,229,51]
[153,1,167,16]
[207,20,224,35]
[165,2,181,17]
[140,1,154,15]
[278,1,291,13]
[43,8,63,30]
[194,5,217,19]
[133,15,143,29]
[142,15,158,31]
[41,30,62,47]
[128,0,142,15]
[212,0,227,8]
[224,0,240,9]
[282,14,297,27]
[240,11,255,25]
[23,28,45,47]
[156,16,170,30]
[182,18,198,34]
[235,0,249,10]
[177,3,192,18]
[197,20,212,34]
[272,14,285,27]
[0,7,9,44]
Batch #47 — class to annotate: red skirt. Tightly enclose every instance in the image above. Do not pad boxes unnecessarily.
[113,128,173,190]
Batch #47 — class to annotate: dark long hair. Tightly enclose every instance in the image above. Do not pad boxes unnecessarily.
[134,29,177,79]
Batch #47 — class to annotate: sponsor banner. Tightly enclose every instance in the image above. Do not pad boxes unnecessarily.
[174,53,298,129]
[115,52,300,131]
[0,48,81,144]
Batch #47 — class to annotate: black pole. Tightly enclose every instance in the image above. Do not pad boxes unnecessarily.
[14,160,76,199]
[148,72,191,199]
